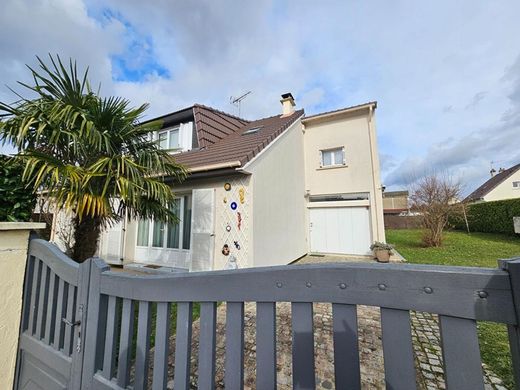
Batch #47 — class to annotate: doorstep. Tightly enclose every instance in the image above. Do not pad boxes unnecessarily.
[122,262,189,274]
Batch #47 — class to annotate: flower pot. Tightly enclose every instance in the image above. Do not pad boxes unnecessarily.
[375,249,390,263]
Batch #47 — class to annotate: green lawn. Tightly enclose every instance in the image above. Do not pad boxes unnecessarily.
[386,229,520,389]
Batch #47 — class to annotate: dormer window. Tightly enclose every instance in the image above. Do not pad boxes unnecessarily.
[158,126,180,150]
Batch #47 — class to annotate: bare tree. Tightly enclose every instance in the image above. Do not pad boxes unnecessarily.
[410,174,462,247]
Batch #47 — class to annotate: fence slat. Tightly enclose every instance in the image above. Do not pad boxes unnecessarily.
[332,303,361,389]
[52,278,66,350]
[292,302,315,390]
[256,302,276,390]
[380,308,416,390]
[135,301,152,390]
[152,302,171,390]
[225,302,244,389]
[63,283,76,355]
[198,302,217,389]
[117,298,135,388]
[43,271,57,345]
[439,315,485,390]
[36,263,49,338]
[102,295,119,380]
[28,258,42,335]
[174,302,193,390]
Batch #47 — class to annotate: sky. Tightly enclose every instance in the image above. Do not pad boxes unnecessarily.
[1,0,519,195]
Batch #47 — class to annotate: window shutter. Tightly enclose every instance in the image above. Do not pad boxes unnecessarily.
[342,147,346,165]
[179,122,194,151]
[319,150,323,168]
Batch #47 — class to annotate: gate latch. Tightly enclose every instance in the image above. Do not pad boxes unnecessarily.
[62,318,81,327]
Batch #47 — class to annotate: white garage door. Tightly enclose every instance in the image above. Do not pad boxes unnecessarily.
[309,207,372,255]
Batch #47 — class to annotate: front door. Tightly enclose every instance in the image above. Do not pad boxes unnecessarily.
[189,188,216,271]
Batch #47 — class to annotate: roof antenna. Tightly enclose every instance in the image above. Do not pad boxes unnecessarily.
[230,91,252,117]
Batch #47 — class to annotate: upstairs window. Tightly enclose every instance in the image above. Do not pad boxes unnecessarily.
[158,126,180,150]
[513,181,520,189]
[320,147,346,167]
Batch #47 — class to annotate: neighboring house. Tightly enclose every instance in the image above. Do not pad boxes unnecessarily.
[75,93,385,271]
[464,163,520,203]
[382,190,409,215]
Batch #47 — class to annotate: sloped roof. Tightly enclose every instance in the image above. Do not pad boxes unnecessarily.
[173,109,304,170]
[464,163,520,202]
[192,104,249,148]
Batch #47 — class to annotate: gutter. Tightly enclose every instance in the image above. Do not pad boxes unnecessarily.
[187,160,242,173]
[302,102,377,124]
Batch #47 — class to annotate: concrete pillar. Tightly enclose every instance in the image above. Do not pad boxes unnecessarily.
[0,222,45,390]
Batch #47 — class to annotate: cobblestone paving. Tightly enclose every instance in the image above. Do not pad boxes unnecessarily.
[412,311,509,390]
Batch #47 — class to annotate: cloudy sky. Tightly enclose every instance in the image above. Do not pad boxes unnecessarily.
[1,0,519,194]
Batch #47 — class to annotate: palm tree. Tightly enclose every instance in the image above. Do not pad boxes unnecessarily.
[0,55,187,262]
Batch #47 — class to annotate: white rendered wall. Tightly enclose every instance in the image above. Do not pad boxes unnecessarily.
[247,119,308,267]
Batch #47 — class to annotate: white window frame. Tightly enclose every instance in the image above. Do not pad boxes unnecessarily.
[157,126,181,151]
[136,194,191,252]
[319,147,346,168]
[513,181,520,189]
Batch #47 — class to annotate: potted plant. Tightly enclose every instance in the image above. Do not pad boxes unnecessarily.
[370,242,394,263]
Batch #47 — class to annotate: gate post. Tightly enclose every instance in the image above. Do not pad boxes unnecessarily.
[500,257,520,390]
[0,222,45,390]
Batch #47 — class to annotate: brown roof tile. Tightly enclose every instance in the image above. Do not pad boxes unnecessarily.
[192,104,249,148]
[464,163,520,202]
[173,109,304,170]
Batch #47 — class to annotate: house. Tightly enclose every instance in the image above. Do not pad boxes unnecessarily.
[464,163,520,203]
[94,93,386,271]
[382,190,409,215]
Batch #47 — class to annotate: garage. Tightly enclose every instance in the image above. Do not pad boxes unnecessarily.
[309,206,372,255]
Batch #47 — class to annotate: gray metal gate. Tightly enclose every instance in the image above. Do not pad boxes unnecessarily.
[14,238,520,389]
[15,239,94,389]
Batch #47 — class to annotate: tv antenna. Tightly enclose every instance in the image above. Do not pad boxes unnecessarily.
[230,91,252,117]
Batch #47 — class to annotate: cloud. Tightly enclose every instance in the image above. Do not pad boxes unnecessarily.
[0,0,519,192]
[384,53,520,193]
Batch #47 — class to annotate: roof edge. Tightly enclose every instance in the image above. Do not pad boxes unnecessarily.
[302,101,377,123]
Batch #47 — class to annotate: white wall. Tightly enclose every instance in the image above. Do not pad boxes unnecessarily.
[246,119,308,267]
[121,175,253,270]
[484,169,520,201]
[302,107,385,243]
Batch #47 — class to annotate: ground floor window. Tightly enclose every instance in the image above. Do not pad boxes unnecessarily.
[136,194,192,250]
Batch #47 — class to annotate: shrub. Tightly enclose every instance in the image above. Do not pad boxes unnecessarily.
[451,199,520,235]
[0,155,36,221]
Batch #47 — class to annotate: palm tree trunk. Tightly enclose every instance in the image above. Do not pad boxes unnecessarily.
[72,215,103,263]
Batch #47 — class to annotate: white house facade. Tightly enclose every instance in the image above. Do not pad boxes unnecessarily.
[91,94,386,271]
[465,163,520,203]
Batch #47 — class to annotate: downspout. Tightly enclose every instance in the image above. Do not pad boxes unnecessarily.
[367,105,384,242]
[119,207,127,264]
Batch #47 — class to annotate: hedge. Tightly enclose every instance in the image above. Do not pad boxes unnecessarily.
[451,198,520,235]
[0,156,36,222]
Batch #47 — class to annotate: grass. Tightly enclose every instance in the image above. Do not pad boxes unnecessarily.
[386,229,520,389]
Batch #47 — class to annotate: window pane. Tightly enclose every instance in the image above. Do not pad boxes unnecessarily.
[152,220,164,247]
[182,195,192,250]
[334,149,344,165]
[137,219,149,246]
[167,199,181,248]
[159,132,168,149]
[322,150,332,166]
[169,128,180,149]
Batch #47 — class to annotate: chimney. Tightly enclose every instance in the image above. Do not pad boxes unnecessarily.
[280,92,295,116]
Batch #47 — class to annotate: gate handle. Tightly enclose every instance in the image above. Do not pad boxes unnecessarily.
[62,318,81,327]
